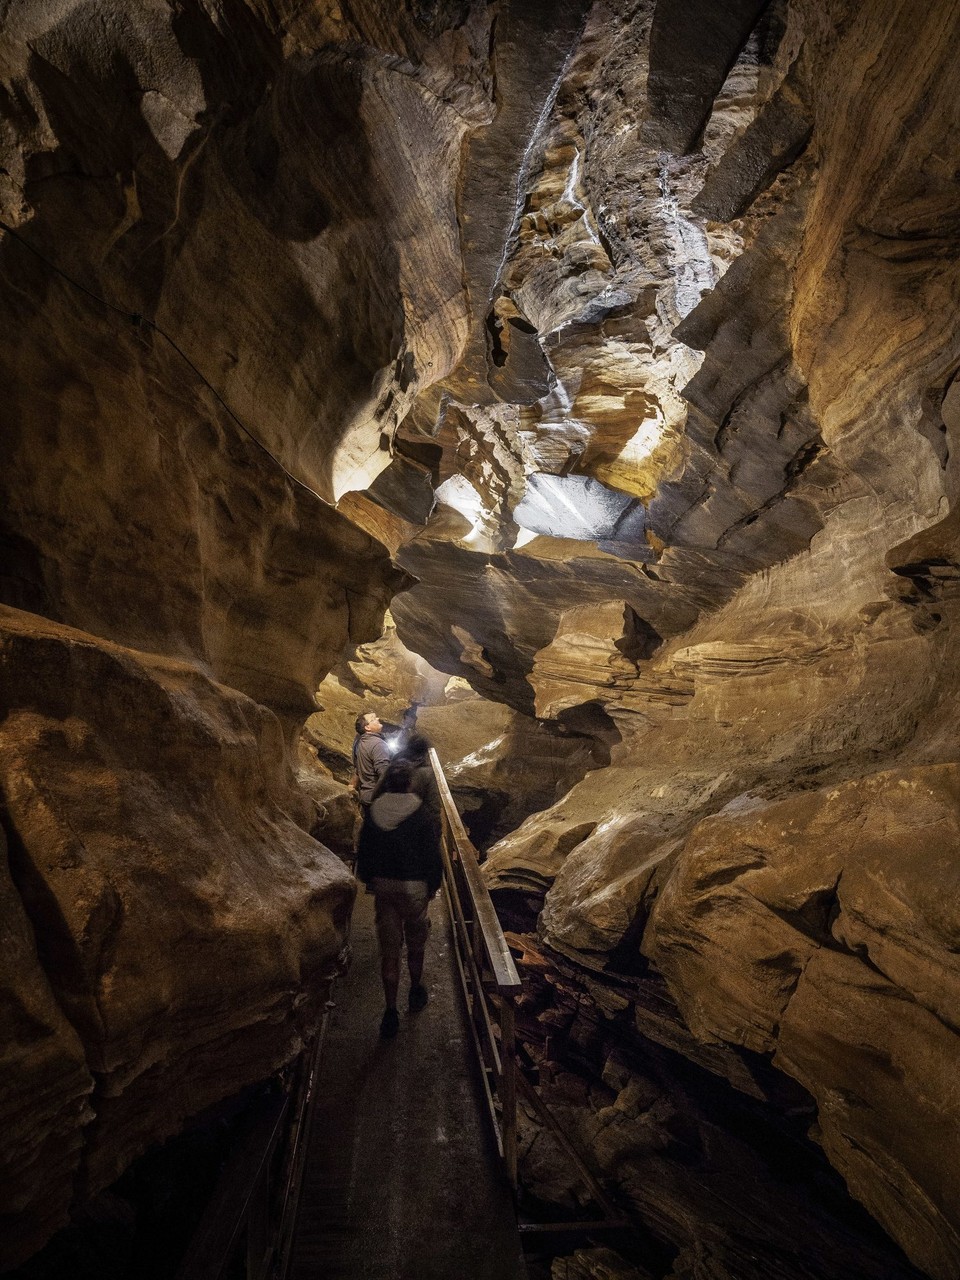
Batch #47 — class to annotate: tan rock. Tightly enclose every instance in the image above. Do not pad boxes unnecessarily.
[529,601,645,719]
[539,820,680,964]
[777,949,960,1280]
[643,764,960,1279]
[485,761,733,901]
[296,742,360,861]
[0,606,353,1258]
[4,0,960,1271]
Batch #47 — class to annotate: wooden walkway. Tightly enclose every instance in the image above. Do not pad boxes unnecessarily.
[287,887,528,1280]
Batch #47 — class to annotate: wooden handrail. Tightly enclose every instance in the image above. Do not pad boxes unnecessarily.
[429,748,521,996]
[430,746,629,1235]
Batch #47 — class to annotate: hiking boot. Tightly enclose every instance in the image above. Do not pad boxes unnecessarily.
[379,1007,400,1039]
[408,983,428,1013]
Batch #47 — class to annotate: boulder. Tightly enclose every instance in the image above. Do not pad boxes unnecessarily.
[643,765,960,1280]
[0,606,354,1263]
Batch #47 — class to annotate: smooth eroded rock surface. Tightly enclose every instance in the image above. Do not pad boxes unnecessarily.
[4,0,960,1274]
[0,606,355,1263]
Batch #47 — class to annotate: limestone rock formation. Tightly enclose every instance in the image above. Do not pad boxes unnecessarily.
[1,0,434,1260]
[510,934,928,1280]
[643,766,960,1279]
[3,0,960,1275]
[466,2,960,1276]
[0,606,355,1266]
[306,616,604,848]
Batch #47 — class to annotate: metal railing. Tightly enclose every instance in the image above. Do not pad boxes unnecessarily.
[429,747,523,1187]
[177,753,628,1278]
[429,749,628,1234]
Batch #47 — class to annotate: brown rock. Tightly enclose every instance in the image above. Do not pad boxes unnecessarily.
[512,937,924,1280]
[0,827,94,1269]
[777,949,960,1280]
[551,1245,653,1280]
[4,0,960,1272]
[0,606,353,1259]
[643,765,960,1279]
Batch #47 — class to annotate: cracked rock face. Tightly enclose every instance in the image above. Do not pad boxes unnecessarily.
[3,0,960,1276]
[642,765,960,1278]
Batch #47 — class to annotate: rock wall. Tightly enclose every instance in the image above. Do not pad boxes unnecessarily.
[475,3,960,1276]
[0,606,356,1260]
[508,933,929,1280]
[0,0,460,1264]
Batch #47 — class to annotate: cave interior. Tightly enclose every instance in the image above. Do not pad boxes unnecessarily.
[1,0,960,1277]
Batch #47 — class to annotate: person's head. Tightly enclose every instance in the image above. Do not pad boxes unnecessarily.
[355,711,382,735]
[403,731,431,764]
[380,761,414,794]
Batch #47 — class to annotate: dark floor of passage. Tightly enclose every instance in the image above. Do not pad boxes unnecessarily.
[288,884,528,1280]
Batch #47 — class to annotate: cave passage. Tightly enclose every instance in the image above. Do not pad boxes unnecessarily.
[286,890,525,1280]
[2,1,960,1279]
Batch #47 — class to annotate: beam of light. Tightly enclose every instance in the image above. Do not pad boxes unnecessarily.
[512,526,538,549]
[513,473,644,542]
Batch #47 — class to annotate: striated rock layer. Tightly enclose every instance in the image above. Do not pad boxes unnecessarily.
[476,2,960,1275]
[2,0,960,1275]
[0,606,356,1263]
[0,0,449,1264]
[509,932,928,1280]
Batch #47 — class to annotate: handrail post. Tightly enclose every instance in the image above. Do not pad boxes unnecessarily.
[500,995,518,1191]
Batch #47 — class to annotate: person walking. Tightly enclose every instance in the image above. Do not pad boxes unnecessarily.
[349,710,391,808]
[356,761,442,1039]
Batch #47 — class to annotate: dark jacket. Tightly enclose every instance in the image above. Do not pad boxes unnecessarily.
[356,793,442,897]
[352,731,391,805]
[410,762,441,818]
[372,758,441,818]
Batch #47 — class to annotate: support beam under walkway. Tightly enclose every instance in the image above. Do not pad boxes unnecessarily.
[286,887,528,1280]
